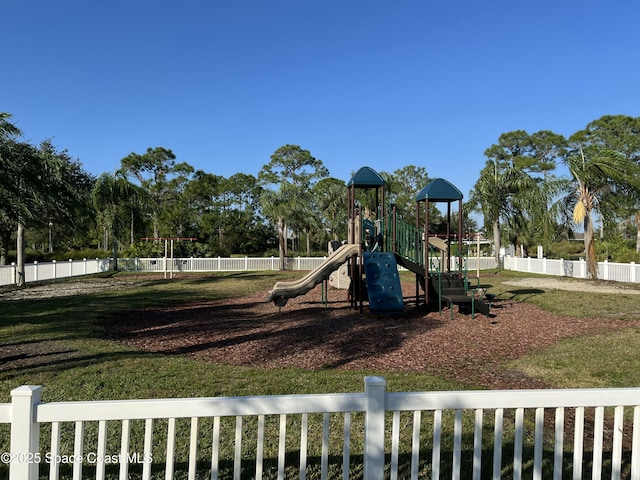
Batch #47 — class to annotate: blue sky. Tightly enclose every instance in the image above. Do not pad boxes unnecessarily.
[4,1,640,210]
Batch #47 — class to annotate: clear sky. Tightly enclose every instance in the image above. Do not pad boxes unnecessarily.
[4,1,640,205]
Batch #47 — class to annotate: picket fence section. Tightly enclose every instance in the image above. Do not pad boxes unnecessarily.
[117,256,326,273]
[0,258,109,286]
[117,256,501,275]
[2,377,640,480]
[503,256,640,283]
[116,255,640,285]
[2,255,640,287]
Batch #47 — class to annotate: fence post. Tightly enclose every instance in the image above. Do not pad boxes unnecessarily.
[364,376,386,480]
[33,261,38,282]
[10,385,42,480]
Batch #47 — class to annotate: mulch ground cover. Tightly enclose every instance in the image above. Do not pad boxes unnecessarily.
[103,280,640,390]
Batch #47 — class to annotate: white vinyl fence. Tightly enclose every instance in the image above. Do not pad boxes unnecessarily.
[2,255,640,288]
[2,377,639,480]
[117,256,498,276]
[117,256,327,274]
[0,259,110,287]
[117,255,640,285]
[503,256,640,284]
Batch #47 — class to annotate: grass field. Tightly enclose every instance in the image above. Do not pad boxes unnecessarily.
[1,269,639,479]
[1,271,469,401]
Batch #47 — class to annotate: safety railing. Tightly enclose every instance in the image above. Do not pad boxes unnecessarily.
[3,378,640,479]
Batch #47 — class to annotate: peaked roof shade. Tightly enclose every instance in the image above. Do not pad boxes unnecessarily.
[415,178,463,202]
[346,166,385,188]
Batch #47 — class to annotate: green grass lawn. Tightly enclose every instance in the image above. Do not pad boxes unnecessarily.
[1,271,464,402]
[1,269,638,479]
[2,269,640,399]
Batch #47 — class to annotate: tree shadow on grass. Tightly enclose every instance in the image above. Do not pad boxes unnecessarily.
[0,344,154,384]
[502,288,544,302]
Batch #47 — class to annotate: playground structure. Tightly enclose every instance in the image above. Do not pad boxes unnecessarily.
[267,167,489,317]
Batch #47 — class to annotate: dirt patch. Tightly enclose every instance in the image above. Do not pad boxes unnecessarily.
[0,276,149,300]
[503,277,640,294]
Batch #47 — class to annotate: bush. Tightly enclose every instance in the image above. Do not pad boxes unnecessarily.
[546,240,584,260]
[597,237,640,263]
[62,248,109,260]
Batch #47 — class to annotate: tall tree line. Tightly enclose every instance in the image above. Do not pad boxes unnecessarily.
[4,111,640,280]
[0,114,94,284]
[471,114,640,279]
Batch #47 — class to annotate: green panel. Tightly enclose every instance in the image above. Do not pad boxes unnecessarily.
[415,178,463,202]
[347,166,385,187]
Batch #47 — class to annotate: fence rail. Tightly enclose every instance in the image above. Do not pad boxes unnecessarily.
[3,377,640,480]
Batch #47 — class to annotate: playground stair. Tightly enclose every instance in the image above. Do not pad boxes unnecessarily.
[434,273,490,319]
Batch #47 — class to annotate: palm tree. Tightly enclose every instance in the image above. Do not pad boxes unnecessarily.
[2,118,94,274]
[291,196,322,254]
[473,130,570,263]
[314,177,347,242]
[92,172,148,270]
[2,140,69,285]
[471,158,534,264]
[0,114,23,264]
[260,185,297,269]
[577,116,640,252]
[0,112,21,140]
[564,134,634,279]
[11,142,42,285]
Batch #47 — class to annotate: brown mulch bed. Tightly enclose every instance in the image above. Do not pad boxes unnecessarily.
[104,281,640,390]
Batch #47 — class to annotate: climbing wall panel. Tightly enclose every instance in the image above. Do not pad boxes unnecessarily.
[363,252,404,313]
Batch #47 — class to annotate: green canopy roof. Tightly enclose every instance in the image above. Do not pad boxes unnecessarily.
[347,166,385,188]
[415,178,463,202]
